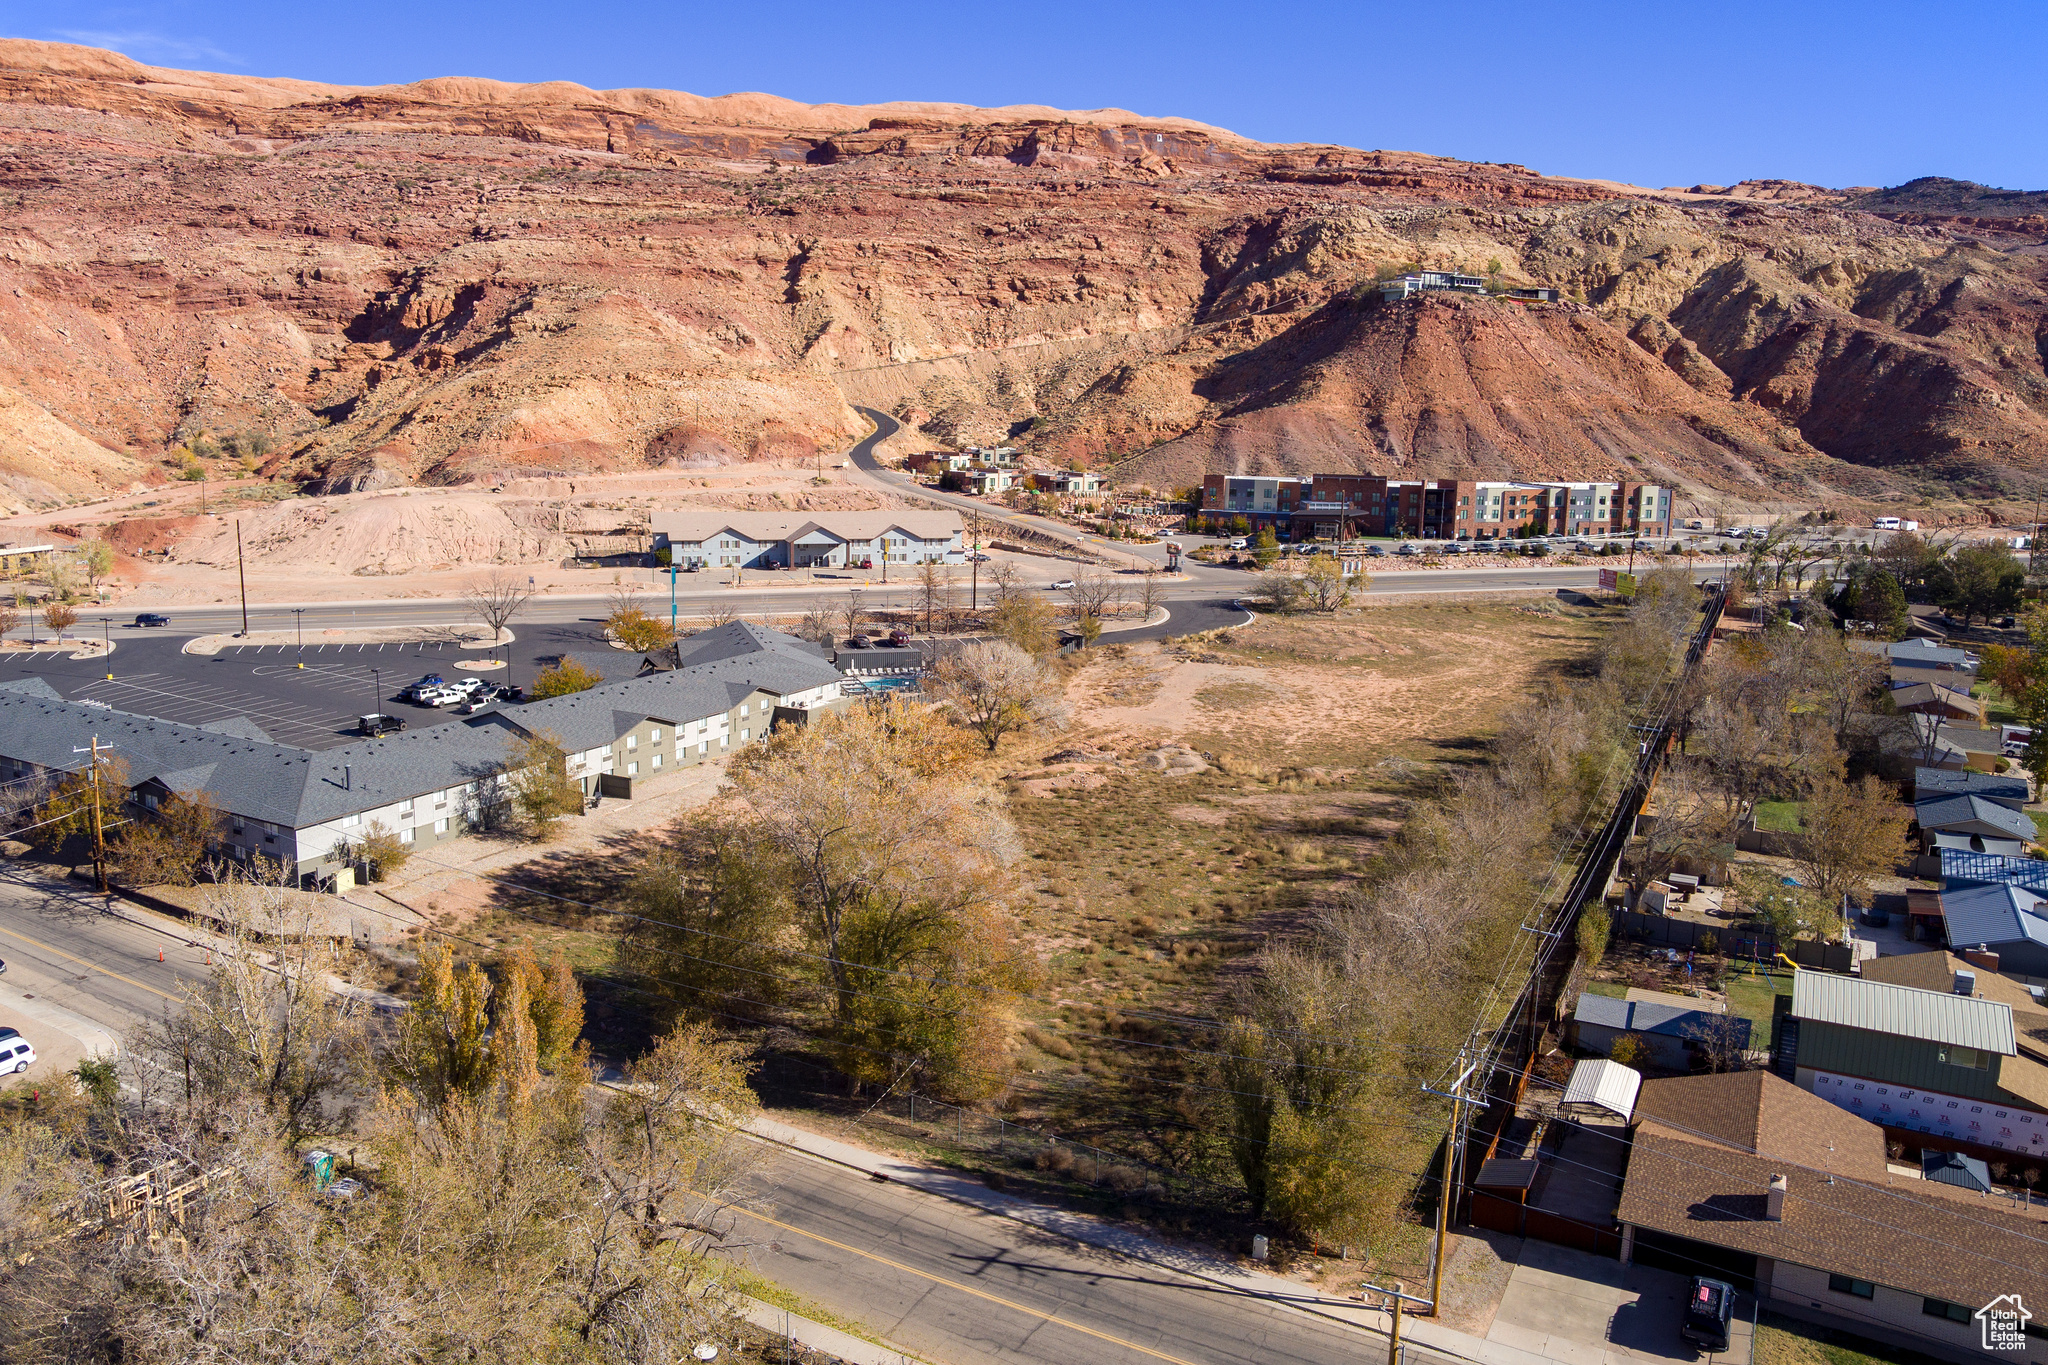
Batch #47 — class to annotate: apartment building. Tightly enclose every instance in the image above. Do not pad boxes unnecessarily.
[650,510,965,570]
[0,622,845,888]
[1196,473,1671,539]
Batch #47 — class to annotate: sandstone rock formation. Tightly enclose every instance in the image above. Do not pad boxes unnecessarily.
[0,38,2044,518]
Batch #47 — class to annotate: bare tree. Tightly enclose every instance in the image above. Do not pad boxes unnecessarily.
[1065,570,1124,627]
[1137,568,1167,623]
[915,561,954,634]
[840,588,866,639]
[798,602,835,647]
[464,570,535,664]
[1793,770,1911,906]
[0,598,18,642]
[930,639,1070,751]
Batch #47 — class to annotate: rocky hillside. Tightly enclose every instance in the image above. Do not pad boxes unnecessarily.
[0,38,2044,516]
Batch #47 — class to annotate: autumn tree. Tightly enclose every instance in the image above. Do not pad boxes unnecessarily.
[40,599,77,636]
[75,538,115,594]
[529,657,600,699]
[111,789,221,887]
[930,639,1070,752]
[715,703,1032,1098]
[28,751,128,852]
[394,942,497,1108]
[338,816,411,882]
[987,587,1058,657]
[1792,770,1910,906]
[606,585,672,652]
[505,729,585,836]
[1298,556,1357,612]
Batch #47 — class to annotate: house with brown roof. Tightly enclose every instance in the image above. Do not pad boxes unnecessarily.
[1617,1071,2048,1363]
[1893,682,1988,725]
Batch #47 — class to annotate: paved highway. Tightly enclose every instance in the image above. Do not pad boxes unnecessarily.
[737,1145,1418,1365]
[0,865,203,1029]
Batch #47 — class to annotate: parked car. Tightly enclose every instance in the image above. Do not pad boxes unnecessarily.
[496,684,526,703]
[0,1027,34,1074]
[846,634,873,649]
[457,698,491,716]
[1680,1277,1734,1354]
[1227,538,1250,550]
[133,613,170,628]
[966,552,990,562]
[448,677,490,699]
[1049,579,1075,590]
[1366,544,1388,556]
[886,630,911,647]
[1395,542,1420,556]
[357,714,406,737]
[414,687,461,708]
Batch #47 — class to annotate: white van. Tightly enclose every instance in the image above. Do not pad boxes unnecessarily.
[1872,517,1903,531]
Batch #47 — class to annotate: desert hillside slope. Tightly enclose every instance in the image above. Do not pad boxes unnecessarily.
[0,38,2045,516]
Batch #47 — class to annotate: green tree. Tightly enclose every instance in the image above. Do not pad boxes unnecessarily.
[987,590,1058,658]
[529,657,600,699]
[395,942,497,1107]
[1943,543,2025,625]
[508,729,584,837]
[339,816,411,882]
[1252,528,1280,568]
[1834,568,1907,638]
[75,539,115,594]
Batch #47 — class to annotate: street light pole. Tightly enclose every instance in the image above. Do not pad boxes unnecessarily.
[369,667,382,719]
[292,608,306,669]
[98,617,111,681]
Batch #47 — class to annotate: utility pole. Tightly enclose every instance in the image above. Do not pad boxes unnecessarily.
[1388,1281,1405,1365]
[970,513,983,612]
[292,608,306,668]
[73,736,111,895]
[1425,1054,1478,1316]
[235,519,249,637]
[98,617,112,680]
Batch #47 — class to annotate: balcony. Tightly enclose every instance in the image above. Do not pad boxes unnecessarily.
[1299,501,1355,512]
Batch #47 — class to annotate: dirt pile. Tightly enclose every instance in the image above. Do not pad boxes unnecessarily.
[0,38,2044,522]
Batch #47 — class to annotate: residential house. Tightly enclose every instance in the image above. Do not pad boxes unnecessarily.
[1892,683,1986,725]
[1931,884,2048,977]
[1771,970,2048,1154]
[1570,990,1750,1071]
[905,451,974,475]
[1025,470,1105,495]
[1916,794,2036,860]
[1615,1070,2048,1362]
[0,622,845,887]
[1916,767,2030,812]
[1378,270,1487,300]
[1889,640,1979,673]
[650,510,965,570]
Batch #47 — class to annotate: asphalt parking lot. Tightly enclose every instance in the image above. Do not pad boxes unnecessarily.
[0,622,611,750]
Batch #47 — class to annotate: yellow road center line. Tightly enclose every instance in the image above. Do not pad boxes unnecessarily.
[744,1209,1203,1365]
[0,922,184,1002]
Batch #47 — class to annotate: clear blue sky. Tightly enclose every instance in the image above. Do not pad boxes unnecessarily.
[9,0,2046,190]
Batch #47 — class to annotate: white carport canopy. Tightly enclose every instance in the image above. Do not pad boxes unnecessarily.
[1561,1058,1642,1121]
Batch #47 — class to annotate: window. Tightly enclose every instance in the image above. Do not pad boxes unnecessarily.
[651,754,662,769]
[650,728,662,742]
[739,703,749,717]
[626,735,637,750]
[1940,1045,1992,1070]
[627,761,638,776]
[699,741,708,756]
[739,729,750,743]
[399,827,415,845]
[1829,1275,1875,1300]
[1924,1299,1970,1324]
[435,818,449,834]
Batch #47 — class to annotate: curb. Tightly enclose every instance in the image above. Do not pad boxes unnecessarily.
[741,1115,1530,1365]
[737,1296,934,1365]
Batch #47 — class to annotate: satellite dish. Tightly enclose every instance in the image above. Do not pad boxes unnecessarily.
[692,1346,719,1362]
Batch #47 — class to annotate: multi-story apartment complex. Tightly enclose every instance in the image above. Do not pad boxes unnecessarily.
[1196,473,1671,540]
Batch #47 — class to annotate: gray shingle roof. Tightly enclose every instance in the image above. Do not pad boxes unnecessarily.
[0,622,842,832]
[1572,993,1748,1044]
[1887,639,1976,669]
[1915,767,2030,810]
[1938,883,2048,962]
[1791,970,2017,1054]
[1915,794,2038,841]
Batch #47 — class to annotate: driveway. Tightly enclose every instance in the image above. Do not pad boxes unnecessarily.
[1484,1240,1751,1365]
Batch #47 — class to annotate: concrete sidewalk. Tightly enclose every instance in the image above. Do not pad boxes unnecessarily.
[745,1112,1558,1365]
[738,1296,933,1365]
